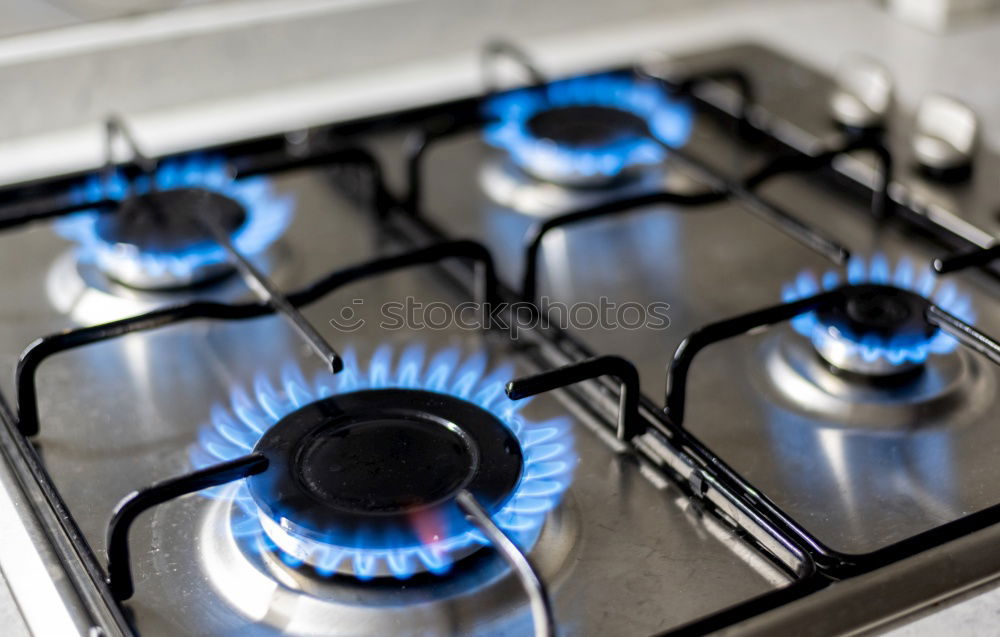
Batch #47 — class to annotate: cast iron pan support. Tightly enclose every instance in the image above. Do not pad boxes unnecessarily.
[506,355,643,441]
[652,63,893,219]
[16,240,499,437]
[934,244,1000,275]
[403,114,495,216]
[481,39,547,95]
[234,145,392,220]
[105,453,269,600]
[104,114,158,196]
[0,119,391,230]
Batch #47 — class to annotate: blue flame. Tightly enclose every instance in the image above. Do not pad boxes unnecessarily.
[56,154,293,279]
[483,73,693,181]
[782,254,976,366]
[190,345,576,580]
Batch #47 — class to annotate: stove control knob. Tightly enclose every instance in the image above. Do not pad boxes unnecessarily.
[829,56,893,129]
[912,94,978,179]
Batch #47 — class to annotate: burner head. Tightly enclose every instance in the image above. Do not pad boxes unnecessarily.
[190,348,576,580]
[818,284,931,338]
[782,255,976,377]
[56,154,294,292]
[483,73,693,187]
[527,105,649,148]
[813,284,936,376]
[247,389,523,570]
[94,188,246,289]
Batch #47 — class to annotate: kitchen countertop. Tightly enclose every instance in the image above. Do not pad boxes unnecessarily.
[0,0,234,38]
[1,0,1000,634]
[3,0,1000,188]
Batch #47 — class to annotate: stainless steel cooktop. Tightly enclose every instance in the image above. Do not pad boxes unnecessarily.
[0,41,998,637]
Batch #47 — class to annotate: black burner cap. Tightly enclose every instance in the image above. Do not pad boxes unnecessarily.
[527,105,648,148]
[817,284,935,340]
[95,187,247,254]
[247,389,523,549]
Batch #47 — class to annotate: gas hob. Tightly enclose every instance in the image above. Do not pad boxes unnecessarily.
[0,42,998,636]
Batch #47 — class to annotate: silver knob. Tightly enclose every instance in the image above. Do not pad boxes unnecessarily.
[912,93,979,174]
[829,56,893,129]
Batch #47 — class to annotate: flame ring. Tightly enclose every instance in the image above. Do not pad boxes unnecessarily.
[190,345,576,580]
[56,155,294,281]
[782,254,976,366]
[483,73,693,183]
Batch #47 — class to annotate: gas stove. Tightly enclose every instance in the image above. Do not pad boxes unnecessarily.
[0,40,999,637]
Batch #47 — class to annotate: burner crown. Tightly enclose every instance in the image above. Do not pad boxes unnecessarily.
[246,388,524,548]
[782,255,975,375]
[190,346,576,580]
[483,73,692,186]
[56,155,293,290]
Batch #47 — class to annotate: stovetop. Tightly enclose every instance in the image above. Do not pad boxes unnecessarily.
[0,41,998,637]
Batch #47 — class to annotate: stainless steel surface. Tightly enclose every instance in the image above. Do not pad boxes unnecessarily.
[402,44,1000,558]
[0,164,795,634]
[0,431,102,637]
[2,37,1000,637]
[721,517,1000,635]
[761,334,991,431]
[663,43,1000,261]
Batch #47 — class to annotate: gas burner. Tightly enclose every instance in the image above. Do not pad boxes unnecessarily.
[191,346,576,580]
[249,388,523,578]
[93,188,247,288]
[483,73,692,187]
[782,254,976,377]
[56,155,293,290]
[813,284,935,377]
